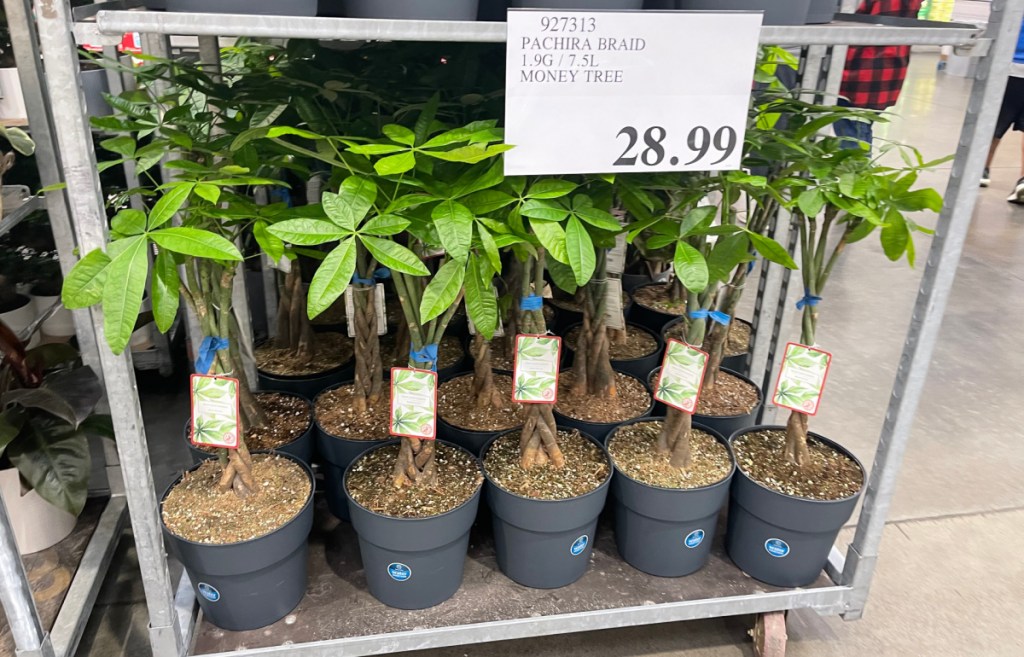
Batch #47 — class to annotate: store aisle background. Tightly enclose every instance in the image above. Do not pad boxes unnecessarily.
[70,47,1024,657]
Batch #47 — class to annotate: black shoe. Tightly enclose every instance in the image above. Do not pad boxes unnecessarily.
[1007,177,1024,204]
[980,167,991,187]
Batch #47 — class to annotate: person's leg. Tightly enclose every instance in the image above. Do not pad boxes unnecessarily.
[985,77,1020,186]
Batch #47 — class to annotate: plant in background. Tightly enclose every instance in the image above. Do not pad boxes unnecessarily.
[0,124,34,216]
[0,320,112,516]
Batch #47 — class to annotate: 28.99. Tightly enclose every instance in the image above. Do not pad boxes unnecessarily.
[613,125,738,167]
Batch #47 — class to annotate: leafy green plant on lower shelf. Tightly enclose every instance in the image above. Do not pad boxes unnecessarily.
[0,320,112,516]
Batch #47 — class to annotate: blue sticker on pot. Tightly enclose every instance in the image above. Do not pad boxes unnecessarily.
[197,582,220,602]
[388,562,412,581]
[684,529,705,549]
[765,538,790,558]
[570,534,589,556]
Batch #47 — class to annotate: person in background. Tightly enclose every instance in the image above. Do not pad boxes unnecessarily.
[834,0,924,149]
[981,17,1024,204]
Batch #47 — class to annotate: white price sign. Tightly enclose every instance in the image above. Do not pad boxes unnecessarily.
[504,10,763,176]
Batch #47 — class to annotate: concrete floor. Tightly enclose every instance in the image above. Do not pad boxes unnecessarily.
[71,49,1024,657]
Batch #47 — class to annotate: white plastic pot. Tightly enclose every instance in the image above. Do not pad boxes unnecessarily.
[1,295,40,348]
[32,294,76,338]
[0,68,27,121]
[0,467,77,554]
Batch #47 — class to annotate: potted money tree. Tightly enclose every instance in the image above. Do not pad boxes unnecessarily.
[726,110,946,588]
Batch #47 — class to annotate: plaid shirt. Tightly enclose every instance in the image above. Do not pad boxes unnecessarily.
[841,0,924,110]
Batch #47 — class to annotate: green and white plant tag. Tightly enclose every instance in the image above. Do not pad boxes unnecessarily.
[772,343,832,416]
[512,335,562,403]
[389,368,438,440]
[654,340,709,414]
[189,374,240,448]
[344,284,387,338]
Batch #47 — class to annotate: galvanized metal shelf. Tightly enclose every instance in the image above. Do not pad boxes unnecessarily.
[73,10,986,48]
[3,1,1021,657]
[0,194,43,239]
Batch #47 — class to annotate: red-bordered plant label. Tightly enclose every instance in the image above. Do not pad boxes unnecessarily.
[389,368,438,440]
[189,374,240,449]
[654,340,709,414]
[772,343,833,416]
[512,335,562,404]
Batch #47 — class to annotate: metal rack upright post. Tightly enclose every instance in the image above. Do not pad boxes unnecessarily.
[3,1,1019,656]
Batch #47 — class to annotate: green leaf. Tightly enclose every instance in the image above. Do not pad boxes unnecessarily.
[678,206,718,237]
[546,257,578,295]
[527,179,577,199]
[797,189,826,218]
[706,233,751,284]
[382,124,416,146]
[268,218,348,245]
[308,240,356,318]
[150,228,243,260]
[100,136,135,157]
[194,183,221,205]
[360,235,430,276]
[374,150,416,175]
[62,249,110,309]
[464,254,497,339]
[893,187,944,213]
[462,189,516,215]
[148,184,194,230]
[432,201,474,260]
[477,222,502,274]
[533,220,568,263]
[361,214,410,236]
[324,176,376,231]
[151,249,179,333]
[521,199,569,222]
[347,143,407,155]
[253,221,285,262]
[101,235,149,354]
[135,143,165,174]
[565,215,596,286]
[420,258,466,323]
[674,242,709,293]
[747,231,797,269]
[575,206,622,232]
[111,209,147,236]
[880,209,909,261]
[452,158,504,198]
[9,418,90,516]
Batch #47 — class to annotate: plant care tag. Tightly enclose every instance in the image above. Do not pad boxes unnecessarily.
[772,343,832,416]
[604,278,625,331]
[189,374,240,449]
[512,335,562,403]
[654,340,709,414]
[606,233,627,275]
[505,10,762,175]
[345,283,387,338]
[389,368,438,440]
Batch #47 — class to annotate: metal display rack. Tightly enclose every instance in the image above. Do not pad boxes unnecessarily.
[0,1,1019,656]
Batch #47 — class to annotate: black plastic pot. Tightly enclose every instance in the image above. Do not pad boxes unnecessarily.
[165,0,318,15]
[482,428,611,588]
[344,441,483,609]
[183,392,315,466]
[726,426,864,587]
[161,453,315,631]
[627,282,684,334]
[344,0,479,20]
[621,272,653,292]
[553,371,654,443]
[437,373,523,456]
[562,322,664,382]
[314,383,388,521]
[256,355,354,401]
[694,368,763,439]
[608,418,734,577]
[660,316,753,378]
[544,298,582,335]
[511,0,643,8]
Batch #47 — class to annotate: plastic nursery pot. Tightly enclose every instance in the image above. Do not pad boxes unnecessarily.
[626,282,684,334]
[256,353,355,401]
[726,426,864,588]
[481,428,612,588]
[437,372,523,457]
[544,298,582,336]
[314,383,388,521]
[510,0,644,8]
[183,392,316,466]
[676,0,813,26]
[661,316,753,378]
[693,367,763,440]
[608,417,734,577]
[553,371,654,443]
[562,322,664,382]
[161,453,315,631]
[344,440,483,609]
[621,272,653,292]
[343,0,480,20]
[165,0,319,15]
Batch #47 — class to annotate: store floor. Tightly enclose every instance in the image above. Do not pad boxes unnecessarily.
[73,51,1024,657]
